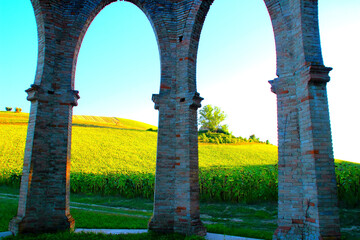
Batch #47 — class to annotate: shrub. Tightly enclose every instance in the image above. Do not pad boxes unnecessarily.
[217,125,229,134]
[15,108,22,113]
[5,107,12,111]
[199,166,278,203]
[335,160,360,207]
[198,131,269,145]
[199,131,246,144]
[249,134,260,143]
[200,133,209,143]
[146,128,157,132]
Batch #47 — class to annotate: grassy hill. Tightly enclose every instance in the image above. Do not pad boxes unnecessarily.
[0,112,156,130]
[0,112,29,124]
[73,115,157,130]
[0,111,359,206]
[0,111,277,174]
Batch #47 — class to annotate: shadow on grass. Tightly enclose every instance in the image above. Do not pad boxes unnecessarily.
[4,232,204,240]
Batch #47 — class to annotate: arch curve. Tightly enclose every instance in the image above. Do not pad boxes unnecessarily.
[10,1,341,239]
[185,0,340,239]
[65,0,168,88]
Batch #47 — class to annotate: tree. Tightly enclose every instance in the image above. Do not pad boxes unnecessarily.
[199,105,227,132]
[249,134,259,143]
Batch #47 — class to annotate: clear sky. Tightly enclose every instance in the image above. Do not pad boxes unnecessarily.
[0,0,359,163]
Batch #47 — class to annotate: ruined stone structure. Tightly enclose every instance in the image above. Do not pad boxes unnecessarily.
[9,0,341,239]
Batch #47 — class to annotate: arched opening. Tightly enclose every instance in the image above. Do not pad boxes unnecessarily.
[318,0,360,164]
[0,0,37,113]
[196,0,278,237]
[195,0,347,238]
[1,0,347,238]
[197,0,277,143]
[0,0,37,195]
[0,0,161,234]
[74,1,160,124]
[69,0,160,227]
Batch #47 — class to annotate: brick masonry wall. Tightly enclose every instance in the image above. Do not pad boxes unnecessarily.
[265,0,341,239]
[9,0,340,239]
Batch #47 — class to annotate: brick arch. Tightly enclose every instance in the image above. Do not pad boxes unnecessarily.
[67,0,175,111]
[187,0,340,239]
[66,0,115,87]
[9,1,340,239]
[29,0,170,90]
[28,0,45,86]
[263,0,324,75]
[9,0,167,235]
[192,0,325,75]
[65,0,168,88]
[190,0,311,77]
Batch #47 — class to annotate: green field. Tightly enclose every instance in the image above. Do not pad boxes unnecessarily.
[0,111,359,206]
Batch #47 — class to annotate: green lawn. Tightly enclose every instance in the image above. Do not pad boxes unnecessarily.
[1,185,359,239]
[3,231,203,240]
[0,186,275,240]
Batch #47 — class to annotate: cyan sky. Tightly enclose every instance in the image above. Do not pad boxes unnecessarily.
[0,0,359,163]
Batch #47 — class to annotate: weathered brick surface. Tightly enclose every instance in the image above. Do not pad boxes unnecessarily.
[9,0,340,239]
[265,0,341,239]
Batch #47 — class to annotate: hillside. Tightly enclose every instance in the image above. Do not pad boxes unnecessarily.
[0,111,277,173]
[0,112,156,130]
[73,115,157,130]
[0,111,359,205]
[0,112,29,124]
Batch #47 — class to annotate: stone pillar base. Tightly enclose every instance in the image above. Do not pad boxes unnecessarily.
[176,219,206,237]
[273,225,341,240]
[148,216,174,234]
[148,216,206,236]
[9,214,75,235]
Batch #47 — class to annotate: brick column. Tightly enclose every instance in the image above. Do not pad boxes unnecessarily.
[149,90,177,233]
[297,65,340,239]
[9,85,79,234]
[173,92,205,235]
[9,0,85,234]
[271,64,340,239]
[270,76,305,239]
[148,2,206,232]
[150,91,205,236]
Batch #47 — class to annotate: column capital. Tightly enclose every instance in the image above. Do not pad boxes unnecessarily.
[152,94,160,110]
[65,90,80,107]
[25,84,43,102]
[304,64,333,84]
[190,92,203,110]
[268,78,278,94]
[25,84,80,106]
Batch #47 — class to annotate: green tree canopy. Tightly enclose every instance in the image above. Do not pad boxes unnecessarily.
[199,105,227,132]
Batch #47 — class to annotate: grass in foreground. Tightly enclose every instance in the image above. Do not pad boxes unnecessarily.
[1,186,360,240]
[72,208,148,229]
[0,186,274,239]
[4,232,204,240]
